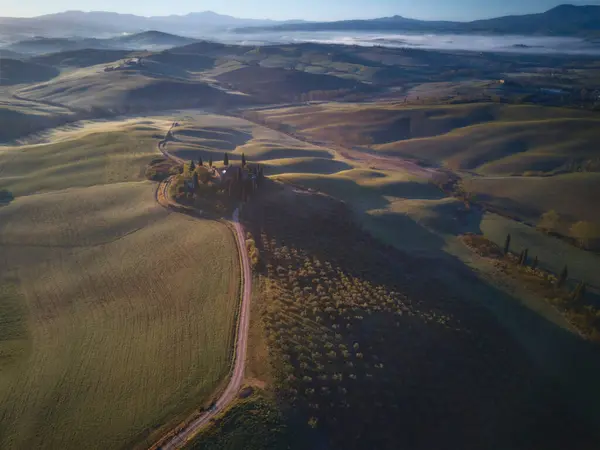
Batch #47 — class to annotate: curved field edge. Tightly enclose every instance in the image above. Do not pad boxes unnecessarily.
[149,215,248,450]
[0,181,241,450]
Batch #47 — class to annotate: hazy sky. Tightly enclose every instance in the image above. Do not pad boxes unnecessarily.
[3,0,600,21]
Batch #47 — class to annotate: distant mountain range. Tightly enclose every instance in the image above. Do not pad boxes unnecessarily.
[0,10,307,41]
[237,5,600,37]
[0,4,599,44]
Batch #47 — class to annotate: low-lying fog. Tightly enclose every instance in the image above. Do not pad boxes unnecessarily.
[215,31,600,55]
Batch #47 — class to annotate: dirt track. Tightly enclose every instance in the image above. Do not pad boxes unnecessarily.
[155,209,251,450]
[151,126,253,450]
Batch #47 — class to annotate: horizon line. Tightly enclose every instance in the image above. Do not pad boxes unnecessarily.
[1,3,598,22]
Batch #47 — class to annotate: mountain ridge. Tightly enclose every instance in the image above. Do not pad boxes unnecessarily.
[0,10,308,40]
[1,5,599,40]
[235,4,600,37]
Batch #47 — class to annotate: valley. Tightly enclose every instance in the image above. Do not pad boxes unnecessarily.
[0,13,599,450]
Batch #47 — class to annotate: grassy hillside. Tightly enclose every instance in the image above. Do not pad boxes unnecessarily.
[30,49,134,68]
[0,58,59,85]
[251,102,599,230]
[0,183,240,450]
[0,49,24,59]
[215,65,367,102]
[0,115,243,449]
[0,117,168,196]
[113,30,197,48]
[253,102,600,175]
[15,63,251,113]
[465,173,600,227]
[162,113,344,172]
[0,98,74,142]
[4,37,89,55]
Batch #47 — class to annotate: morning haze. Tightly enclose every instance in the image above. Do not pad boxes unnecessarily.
[0,2,599,450]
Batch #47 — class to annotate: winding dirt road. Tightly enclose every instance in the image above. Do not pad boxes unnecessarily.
[152,127,253,450]
[156,209,252,450]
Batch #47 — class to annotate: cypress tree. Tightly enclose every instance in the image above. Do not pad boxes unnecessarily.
[504,233,511,255]
[520,249,528,267]
[192,172,199,191]
[189,160,195,172]
[198,156,203,166]
[242,153,247,167]
[209,156,213,167]
[224,153,229,166]
[557,265,568,288]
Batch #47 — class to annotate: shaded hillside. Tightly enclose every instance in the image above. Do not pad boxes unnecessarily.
[2,31,199,56]
[166,40,600,88]
[466,173,600,227]
[113,31,197,48]
[0,49,24,59]
[0,58,59,85]
[16,66,253,113]
[4,37,106,55]
[145,51,216,71]
[0,100,74,142]
[250,102,600,230]
[252,102,600,175]
[30,49,134,68]
[215,66,370,102]
[232,186,600,450]
[168,41,247,57]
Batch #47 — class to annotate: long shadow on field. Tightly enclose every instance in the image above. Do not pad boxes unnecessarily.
[176,128,253,150]
[0,190,14,206]
[244,183,600,450]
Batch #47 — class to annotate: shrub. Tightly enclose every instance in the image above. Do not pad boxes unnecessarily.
[538,210,560,233]
[570,221,600,250]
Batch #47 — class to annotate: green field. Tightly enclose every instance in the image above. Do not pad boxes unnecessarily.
[0,118,167,196]
[0,117,241,449]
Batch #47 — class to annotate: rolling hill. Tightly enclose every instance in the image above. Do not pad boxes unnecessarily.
[215,65,369,102]
[0,49,23,59]
[249,102,600,233]
[0,116,242,450]
[0,98,74,142]
[252,102,600,175]
[112,30,198,48]
[14,60,252,113]
[30,49,135,68]
[2,31,199,56]
[0,58,59,85]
